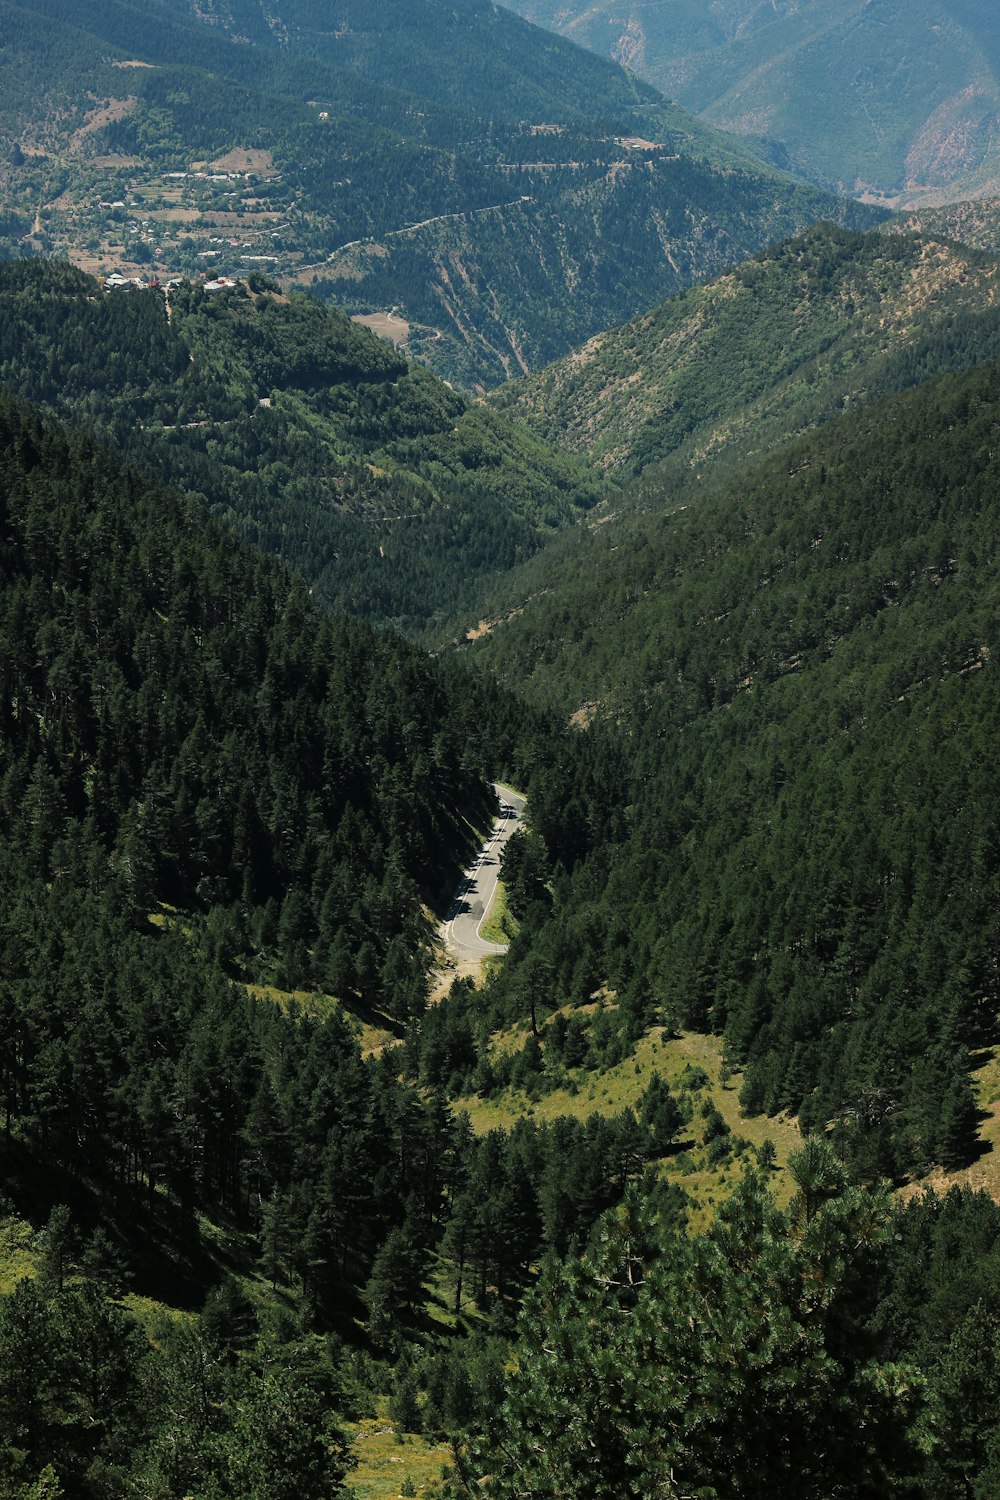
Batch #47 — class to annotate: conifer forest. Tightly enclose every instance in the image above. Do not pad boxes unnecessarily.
[3,2,1000,1497]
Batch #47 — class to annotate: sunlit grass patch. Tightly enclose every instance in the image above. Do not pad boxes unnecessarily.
[349,1399,451,1500]
[478,881,517,945]
[455,1027,801,1224]
[899,1046,1000,1205]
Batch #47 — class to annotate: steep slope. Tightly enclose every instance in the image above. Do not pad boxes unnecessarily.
[896,195,1000,252]
[0,260,603,631]
[506,0,1000,205]
[466,361,1000,1179]
[314,151,876,390]
[488,223,1000,489]
[0,391,498,1012]
[0,0,880,387]
[11,0,667,128]
[0,387,686,1500]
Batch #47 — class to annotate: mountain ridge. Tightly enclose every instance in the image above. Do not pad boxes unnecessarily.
[0,258,604,631]
[0,0,882,388]
[487,221,1000,489]
[464,357,1000,1180]
[503,0,1000,205]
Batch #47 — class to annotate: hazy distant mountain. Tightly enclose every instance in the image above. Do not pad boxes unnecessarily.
[0,0,878,387]
[505,0,1000,205]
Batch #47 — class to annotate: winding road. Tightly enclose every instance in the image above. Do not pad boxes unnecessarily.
[442,784,526,966]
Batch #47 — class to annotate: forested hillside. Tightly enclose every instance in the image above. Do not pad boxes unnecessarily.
[3,375,1000,1497]
[0,0,879,387]
[5,9,1000,1495]
[466,360,1000,1183]
[0,389,640,1493]
[0,393,501,1006]
[896,195,1000,252]
[504,0,1000,204]
[488,223,1000,489]
[3,234,1000,1500]
[0,260,602,630]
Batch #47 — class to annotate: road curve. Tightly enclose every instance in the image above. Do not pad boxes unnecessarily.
[442,784,526,965]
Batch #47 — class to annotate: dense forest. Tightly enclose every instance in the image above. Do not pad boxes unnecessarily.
[0,390,642,1493]
[2,272,1000,1496]
[1,6,1000,1477]
[0,392,500,1005]
[466,358,1000,1183]
[0,260,601,630]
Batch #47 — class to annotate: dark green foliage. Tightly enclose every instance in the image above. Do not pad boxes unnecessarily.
[499,828,551,919]
[389,1359,423,1434]
[10,1182,995,1499]
[36,1207,75,1295]
[491,223,1000,490]
[0,261,602,631]
[0,1274,352,1499]
[469,358,1000,1172]
[0,390,499,1010]
[0,394,655,1494]
[464,1178,928,1499]
[871,1187,1000,1499]
[201,1276,259,1358]
[364,1228,426,1351]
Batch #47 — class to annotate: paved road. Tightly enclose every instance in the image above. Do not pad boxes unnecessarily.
[442,784,526,965]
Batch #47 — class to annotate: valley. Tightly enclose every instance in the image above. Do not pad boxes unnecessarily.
[442,788,526,971]
[3,3,1000,1498]
[0,0,881,388]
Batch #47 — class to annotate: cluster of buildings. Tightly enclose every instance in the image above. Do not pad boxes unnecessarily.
[103,271,239,293]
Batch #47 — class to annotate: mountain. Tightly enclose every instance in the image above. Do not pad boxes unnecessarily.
[487,222,1000,489]
[313,151,876,391]
[3,364,1000,1500]
[464,359,1000,1181]
[0,259,604,632]
[0,0,880,387]
[504,0,1000,205]
[896,194,1000,251]
[0,391,503,1009]
[0,383,677,1498]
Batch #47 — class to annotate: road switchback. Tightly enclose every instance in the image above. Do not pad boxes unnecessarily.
[441,784,526,968]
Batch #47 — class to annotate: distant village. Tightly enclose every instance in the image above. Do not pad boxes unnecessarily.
[103,270,240,293]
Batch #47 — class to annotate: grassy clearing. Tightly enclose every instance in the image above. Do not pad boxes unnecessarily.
[900,1046,1000,1205]
[244,980,339,1019]
[123,1292,197,1332]
[478,881,518,945]
[455,1025,801,1226]
[349,1400,451,1500]
[243,982,397,1057]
